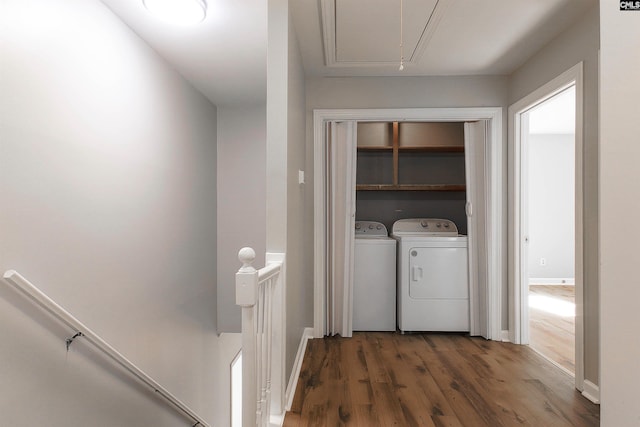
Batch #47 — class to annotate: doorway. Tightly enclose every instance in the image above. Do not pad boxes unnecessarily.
[509,63,584,389]
[525,86,576,374]
[313,108,504,341]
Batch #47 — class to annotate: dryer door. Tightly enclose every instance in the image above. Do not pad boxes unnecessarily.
[409,246,469,299]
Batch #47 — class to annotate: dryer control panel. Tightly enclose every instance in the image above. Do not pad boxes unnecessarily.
[355,221,388,236]
[391,218,459,235]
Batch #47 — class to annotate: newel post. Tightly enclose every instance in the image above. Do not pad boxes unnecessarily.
[236,247,258,427]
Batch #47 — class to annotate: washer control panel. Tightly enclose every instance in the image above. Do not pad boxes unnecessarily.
[355,221,388,236]
[392,218,459,235]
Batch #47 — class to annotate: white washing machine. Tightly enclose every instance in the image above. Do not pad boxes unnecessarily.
[392,218,469,333]
[353,221,397,331]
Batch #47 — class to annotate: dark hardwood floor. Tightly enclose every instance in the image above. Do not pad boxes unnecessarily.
[284,332,599,427]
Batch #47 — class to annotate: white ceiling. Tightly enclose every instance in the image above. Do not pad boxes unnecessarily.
[292,0,596,77]
[100,0,595,106]
[100,0,267,106]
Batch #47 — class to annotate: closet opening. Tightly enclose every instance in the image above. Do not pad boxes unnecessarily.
[354,121,470,335]
[313,108,503,342]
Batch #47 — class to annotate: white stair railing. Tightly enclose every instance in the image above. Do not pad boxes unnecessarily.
[2,270,210,427]
[236,248,285,427]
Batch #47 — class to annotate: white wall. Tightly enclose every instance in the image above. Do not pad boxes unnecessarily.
[0,0,221,424]
[217,106,267,333]
[266,0,309,385]
[285,2,308,380]
[600,3,640,426]
[508,5,600,385]
[266,0,289,255]
[527,134,575,280]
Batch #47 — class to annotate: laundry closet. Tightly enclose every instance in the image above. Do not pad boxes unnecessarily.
[349,120,487,335]
[355,121,467,233]
[324,118,489,338]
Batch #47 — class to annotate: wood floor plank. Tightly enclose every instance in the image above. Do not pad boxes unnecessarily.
[282,412,301,427]
[529,284,576,373]
[431,415,464,427]
[361,333,394,383]
[283,333,599,427]
[382,335,438,427]
[289,337,327,414]
[424,346,506,427]
[477,377,537,426]
[352,404,378,426]
[370,381,409,426]
[342,333,373,405]
[391,334,459,419]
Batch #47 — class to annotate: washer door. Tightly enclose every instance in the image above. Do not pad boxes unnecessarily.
[409,247,469,299]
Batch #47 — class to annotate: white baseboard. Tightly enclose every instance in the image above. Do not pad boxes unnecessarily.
[529,278,575,285]
[269,414,284,427]
[284,327,313,412]
[582,380,600,404]
[500,330,510,342]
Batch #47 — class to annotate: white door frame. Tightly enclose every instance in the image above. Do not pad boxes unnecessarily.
[508,63,584,390]
[313,107,504,340]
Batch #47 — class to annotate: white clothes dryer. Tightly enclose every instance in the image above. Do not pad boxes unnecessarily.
[392,218,469,333]
[353,221,397,331]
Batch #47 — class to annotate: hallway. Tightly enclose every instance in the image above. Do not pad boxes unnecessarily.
[284,332,598,426]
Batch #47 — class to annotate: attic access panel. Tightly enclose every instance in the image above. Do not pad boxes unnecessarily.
[323,0,441,67]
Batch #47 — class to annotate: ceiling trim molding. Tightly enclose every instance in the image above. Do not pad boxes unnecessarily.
[410,0,451,62]
[320,0,450,69]
[320,0,337,67]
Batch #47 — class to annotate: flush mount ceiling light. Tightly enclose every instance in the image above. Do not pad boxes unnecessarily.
[143,0,207,25]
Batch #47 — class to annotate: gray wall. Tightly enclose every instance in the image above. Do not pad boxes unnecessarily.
[217,106,267,332]
[599,2,640,423]
[527,134,575,280]
[306,76,509,110]
[356,192,468,236]
[0,0,221,424]
[508,4,599,386]
[286,4,310,381]
[266,0,309,384]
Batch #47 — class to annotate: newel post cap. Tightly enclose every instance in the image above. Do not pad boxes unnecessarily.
[236,247,258,307]
[238,247,256,273]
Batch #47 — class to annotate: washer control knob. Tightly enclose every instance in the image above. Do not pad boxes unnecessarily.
[444,223,450,228]
[369,224,374,230]
[420,220,429,228]
[436,223,442,228]
[376,225,382,230]
[355,223,361,230]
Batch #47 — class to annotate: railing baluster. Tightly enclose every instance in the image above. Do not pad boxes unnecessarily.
[265,277,273,426]
[236,248,285,427]
[262,282,268,426]
[256,281,264,424]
